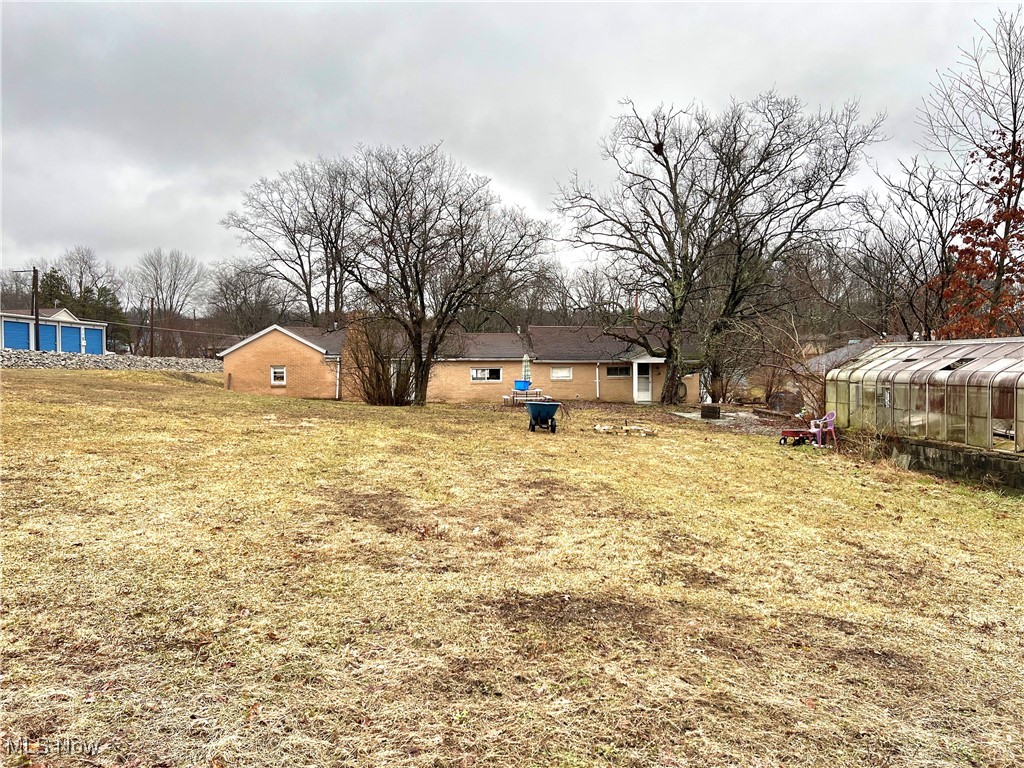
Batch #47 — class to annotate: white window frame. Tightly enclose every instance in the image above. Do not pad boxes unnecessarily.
[606,365,631,378]
[550,365,573,381]
[270,366,287,386]
[470,367,502,383]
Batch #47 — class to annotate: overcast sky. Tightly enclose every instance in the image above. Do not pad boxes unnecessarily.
[1,1,1007,270]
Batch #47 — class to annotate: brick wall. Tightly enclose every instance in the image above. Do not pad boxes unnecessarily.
[427,360,522,403]
[426,361,700,404]
[879,435,1024,490]
[223,330,340,399]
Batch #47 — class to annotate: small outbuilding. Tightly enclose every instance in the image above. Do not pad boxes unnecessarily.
[826,338,1024,453]
[219,325,352,400]
[1,308,107,354]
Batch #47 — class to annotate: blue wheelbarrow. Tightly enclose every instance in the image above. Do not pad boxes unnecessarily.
[525,400,561,433]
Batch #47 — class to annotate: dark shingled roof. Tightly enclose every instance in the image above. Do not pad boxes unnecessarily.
[442,332,529,360]
[437,326,700,362]
[280,326,348,356]
[528,326,699,362]
[528,326,636,361]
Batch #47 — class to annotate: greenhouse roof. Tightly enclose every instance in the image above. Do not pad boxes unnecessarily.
[825,337,1024,453]
[829,337,1024,380]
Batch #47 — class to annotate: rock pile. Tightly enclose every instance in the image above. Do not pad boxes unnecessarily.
[1,349,222,373]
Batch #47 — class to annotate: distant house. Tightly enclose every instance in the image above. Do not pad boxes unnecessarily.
[219,323,701,405]
[1,308,107,354]
[803,338,878,375]
[430,326,702,404]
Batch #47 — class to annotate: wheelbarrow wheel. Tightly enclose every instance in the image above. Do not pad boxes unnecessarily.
[550,418,557,434]
[529,421,536,432]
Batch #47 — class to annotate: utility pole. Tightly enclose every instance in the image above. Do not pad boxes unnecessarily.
[12,266,40,350]
[31,267,39,351]
[149,297,156,357]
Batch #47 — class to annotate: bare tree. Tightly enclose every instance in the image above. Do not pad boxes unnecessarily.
[557,94,883,403]
[55,245,123,298]
[837,160,977,340]
[920,9,1024,333]
[133,248,208,317]
[0,268,33,309]
[222,157,358,325]
[347,144,551,405]
[456,256,564,331]
[345,314,415,405]
[207,258,295,336]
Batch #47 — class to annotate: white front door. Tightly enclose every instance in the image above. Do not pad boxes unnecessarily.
[634,362,652,403]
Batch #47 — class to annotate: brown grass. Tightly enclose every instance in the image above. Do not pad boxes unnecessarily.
[1,369,1022,768]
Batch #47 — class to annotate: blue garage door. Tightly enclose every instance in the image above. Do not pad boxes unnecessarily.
[38,324,58,351]
[3,320,30,350]
[61,326,82,353]
[84,328,104,355]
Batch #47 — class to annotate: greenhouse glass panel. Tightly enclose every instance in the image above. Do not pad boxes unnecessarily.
[825,376,837,418]
[991,365,1024,453]
[836,378,849,425]
[909,383,928,437]
[950,361,991,448]
[926,378,948,441]
[892,379,910,435]
[849,380,863,428]
[946,384,967,444]
[894,358,936,437]
[861,379,876,428]
[966,384,991,448]
[992,385,1015,452]
[851,351,905,428]
[1017,380,1024,452]
[967,359,1022,450]
[877,381,894,433]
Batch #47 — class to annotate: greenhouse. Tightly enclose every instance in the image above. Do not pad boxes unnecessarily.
[825,338,1024,454]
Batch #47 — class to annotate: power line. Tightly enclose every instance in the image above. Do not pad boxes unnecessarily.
[105,319,240,338]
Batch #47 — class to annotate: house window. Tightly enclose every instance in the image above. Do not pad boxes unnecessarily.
[607,365,631,378]
[550,366,573,381]
[270,366,287,386]
[470,367,502,382]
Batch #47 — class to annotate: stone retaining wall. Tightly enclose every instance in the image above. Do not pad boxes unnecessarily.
[874,434,1023,490]
[1,349,222,374]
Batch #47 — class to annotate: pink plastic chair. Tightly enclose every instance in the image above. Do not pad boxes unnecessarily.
[810,411,837,448]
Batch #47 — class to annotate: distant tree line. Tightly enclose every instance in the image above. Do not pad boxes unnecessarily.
[3,10,1021,405]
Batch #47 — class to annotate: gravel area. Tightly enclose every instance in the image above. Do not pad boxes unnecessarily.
[1,349,222,373]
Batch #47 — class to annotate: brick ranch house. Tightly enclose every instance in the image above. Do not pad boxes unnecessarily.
[219,324,702,405]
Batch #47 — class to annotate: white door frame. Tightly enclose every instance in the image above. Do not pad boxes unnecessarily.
[632,355,665,403]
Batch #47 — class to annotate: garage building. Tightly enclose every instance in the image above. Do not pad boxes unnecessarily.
[1,308,108,354]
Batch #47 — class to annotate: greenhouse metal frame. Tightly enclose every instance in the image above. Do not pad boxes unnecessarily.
[825,338,1024,453]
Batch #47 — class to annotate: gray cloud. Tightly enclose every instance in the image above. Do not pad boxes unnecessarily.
[1,2,1004,268]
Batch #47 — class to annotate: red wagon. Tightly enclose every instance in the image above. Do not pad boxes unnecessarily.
[778,428,816,446]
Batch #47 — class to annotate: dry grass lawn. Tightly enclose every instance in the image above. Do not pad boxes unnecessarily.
[1,369,1022,768]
